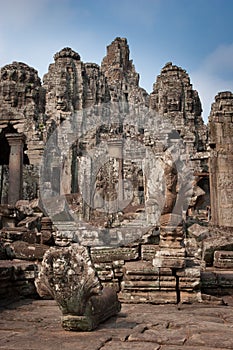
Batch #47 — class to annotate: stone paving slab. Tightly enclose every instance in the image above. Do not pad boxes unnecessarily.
[0,298,233,349]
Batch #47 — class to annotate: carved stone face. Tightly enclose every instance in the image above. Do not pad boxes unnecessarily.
[54,71,70,111]
[167,95,181,112]
[2,82,18,106]
[56,92,68,111]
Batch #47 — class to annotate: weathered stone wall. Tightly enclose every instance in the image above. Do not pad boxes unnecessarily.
[208,91,233,227]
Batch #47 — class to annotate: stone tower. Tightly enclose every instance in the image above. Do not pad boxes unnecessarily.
[101,37,148,107]
[150,62,207,154]
[208,91,233,227]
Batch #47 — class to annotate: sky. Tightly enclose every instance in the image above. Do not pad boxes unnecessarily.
[0,0,233,122]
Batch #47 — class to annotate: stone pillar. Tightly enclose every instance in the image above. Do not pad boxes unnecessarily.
[208,92,233,227]
[153,213,202,304]
[5,133,25,205]
[153,214,185,269]
[107,139,124,204]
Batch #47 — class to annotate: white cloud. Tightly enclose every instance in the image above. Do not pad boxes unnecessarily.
[201,44,233,77]
[0,0,50,29]
[0,0,103,78]
[191,72,233,123]
[191,44,233,123]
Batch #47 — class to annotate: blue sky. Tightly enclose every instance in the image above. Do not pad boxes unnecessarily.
[0,0,232,122]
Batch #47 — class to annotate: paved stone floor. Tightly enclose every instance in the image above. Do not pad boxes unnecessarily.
[0,297,233,350]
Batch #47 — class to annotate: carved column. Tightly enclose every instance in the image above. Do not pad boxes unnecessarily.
[6,133,25,205]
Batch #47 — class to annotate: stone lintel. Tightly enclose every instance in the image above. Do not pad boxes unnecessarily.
[5,133,26,145]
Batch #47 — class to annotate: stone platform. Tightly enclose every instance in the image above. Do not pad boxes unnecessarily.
[0,298,233,349]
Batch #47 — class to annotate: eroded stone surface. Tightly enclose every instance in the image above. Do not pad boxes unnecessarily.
[0,299,233,349]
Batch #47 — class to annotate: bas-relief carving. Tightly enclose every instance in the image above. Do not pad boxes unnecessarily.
[219,211,233,226]
[218,174,233,189]
[220,189,233,207]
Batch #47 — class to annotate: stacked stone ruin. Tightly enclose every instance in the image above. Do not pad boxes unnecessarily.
[0,38,233,311]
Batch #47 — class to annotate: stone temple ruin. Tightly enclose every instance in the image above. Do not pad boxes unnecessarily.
[0,37,233,329]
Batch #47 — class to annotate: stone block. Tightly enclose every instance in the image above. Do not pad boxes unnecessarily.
[122,280,160,291]
[217,271,233,288]
[0,260,38,299]
[159,267,173,276]
[40,231,55,245]
[13,263,38,281]
[118,290,177,304]
[112,260,124,278]
[17,216,39,230]
[180,291,202,303]
[0,264,13,280]
[15,200,33,216]
[6,241,49,261]
[187,223,209,241]
[94,263,114,281]
[153,257,185,269]
[141,244,159,261]
[91,246,139,263]
[159,276,176,290]
[176,265,201,278]
[40,217,53,230]
[14,279,37,296]
[0,229,23,242]
[124,261,160,276]
[201,270,218,289]
[21,230,40,244]
[179,277,200,291]
[184,237,202,259]
[202,236,233,266]
[153,248,186,268]
[214,250,233,268]
[101,279,120,292]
